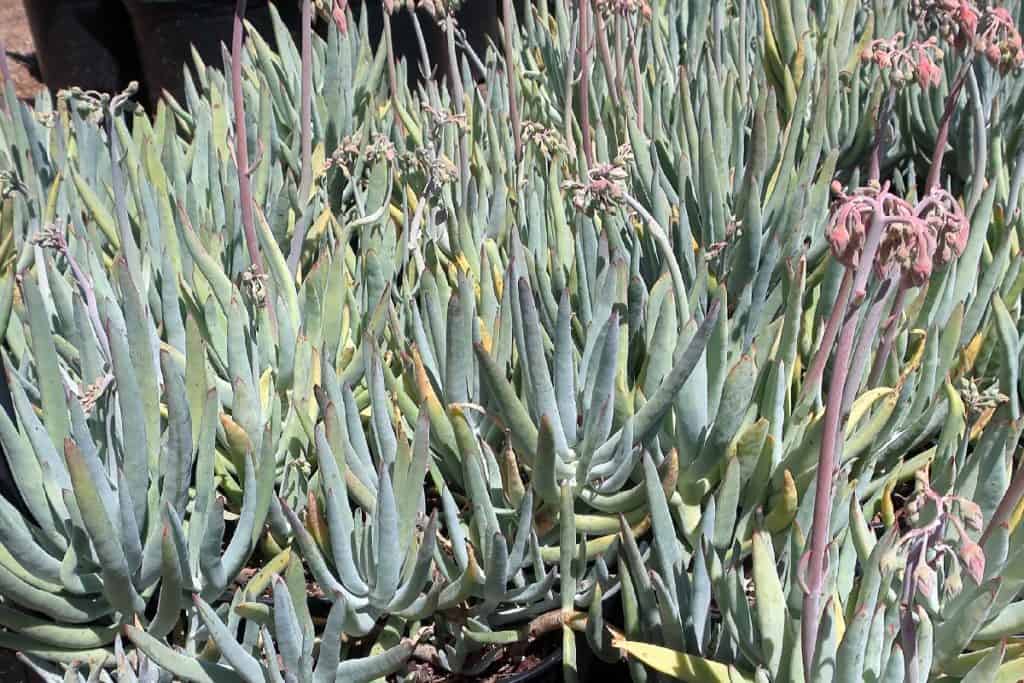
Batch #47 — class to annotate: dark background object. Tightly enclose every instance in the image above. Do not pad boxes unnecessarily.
[20,0,508,110]
[123,0,300,107]
[21,0,144,97]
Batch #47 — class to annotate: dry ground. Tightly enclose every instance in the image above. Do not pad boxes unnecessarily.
[1,0,45,100]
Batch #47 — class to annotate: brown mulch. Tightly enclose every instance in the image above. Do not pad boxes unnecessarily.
[0,0,44,100]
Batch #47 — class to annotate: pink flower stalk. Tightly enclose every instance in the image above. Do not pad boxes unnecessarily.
[332,0,349,34]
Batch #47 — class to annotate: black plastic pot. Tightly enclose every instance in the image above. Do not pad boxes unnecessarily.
[502,648,562,682]
[20,0,143,96]
[120,0,300,108]
[21,0,300,109]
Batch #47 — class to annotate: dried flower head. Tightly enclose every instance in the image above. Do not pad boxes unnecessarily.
[240,265,269,308]
[415,0,462,19]
[422,103,468,132]
[595,0,652,20]
[30,223,68,251]
[563,163,629,215]
[957,376,1009,416]
[324,135,362,175]
[57,80,140,125]
[79,373,114,416]
[861,33,945,88]
[0,170,27,201]
[522,121,568,159]
[366,133,397,165]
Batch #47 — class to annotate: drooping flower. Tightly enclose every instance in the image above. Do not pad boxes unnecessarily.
[915,42,944,87]
[916,188,970,266]
[876,214,936,288]
[977,5,1024,74]
[826,181,875,270]
[954,0,981,49]
[564,163,629,214]
[913,0,980,51]
[861,34,945,89]
[827,182,920,277]
[828,179,973,288]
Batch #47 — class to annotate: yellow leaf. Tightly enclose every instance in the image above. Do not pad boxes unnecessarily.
[832,593,846,643]
[613,639,753,682]
[764,469,798,533]
[259,368,273,413]
[959,332,985,375]
[845,387,896,435]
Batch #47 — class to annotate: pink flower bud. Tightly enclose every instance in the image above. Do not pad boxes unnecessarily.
[961,542,986,585]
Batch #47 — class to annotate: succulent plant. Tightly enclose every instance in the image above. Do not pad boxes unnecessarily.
[2,0,1024,680]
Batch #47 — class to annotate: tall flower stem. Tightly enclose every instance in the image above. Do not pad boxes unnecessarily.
[796,270,853,409]
[578,0,593,168]
[592,4,621,106]
[0,38,10,112]
[503,0,523,164]
[384,11,401,115]
[444,16,470,203]
[298,0,313,202]
[924,59,973,193]
[232,0,265,281]
[802,209,886,671]
[841,279,893,416]
[869,89,898,183]
[867,283,907,389]
[802,296,862,673]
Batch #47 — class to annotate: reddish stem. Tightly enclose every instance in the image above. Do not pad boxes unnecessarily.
[797,270,853,407]
[869,89,897,183]
[579,0,593,168]
[0,37,10,112]
[503,0,523,163]
[232,0,266,279]
[841,278,892,418]
[867,283,907,389]
[802,298,860,673]
[299,0,313,201]
[924,60,973,194]
[802,210,886,670]
[592,5,621,106]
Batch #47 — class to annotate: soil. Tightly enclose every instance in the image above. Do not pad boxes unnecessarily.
[0,0,43,100]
